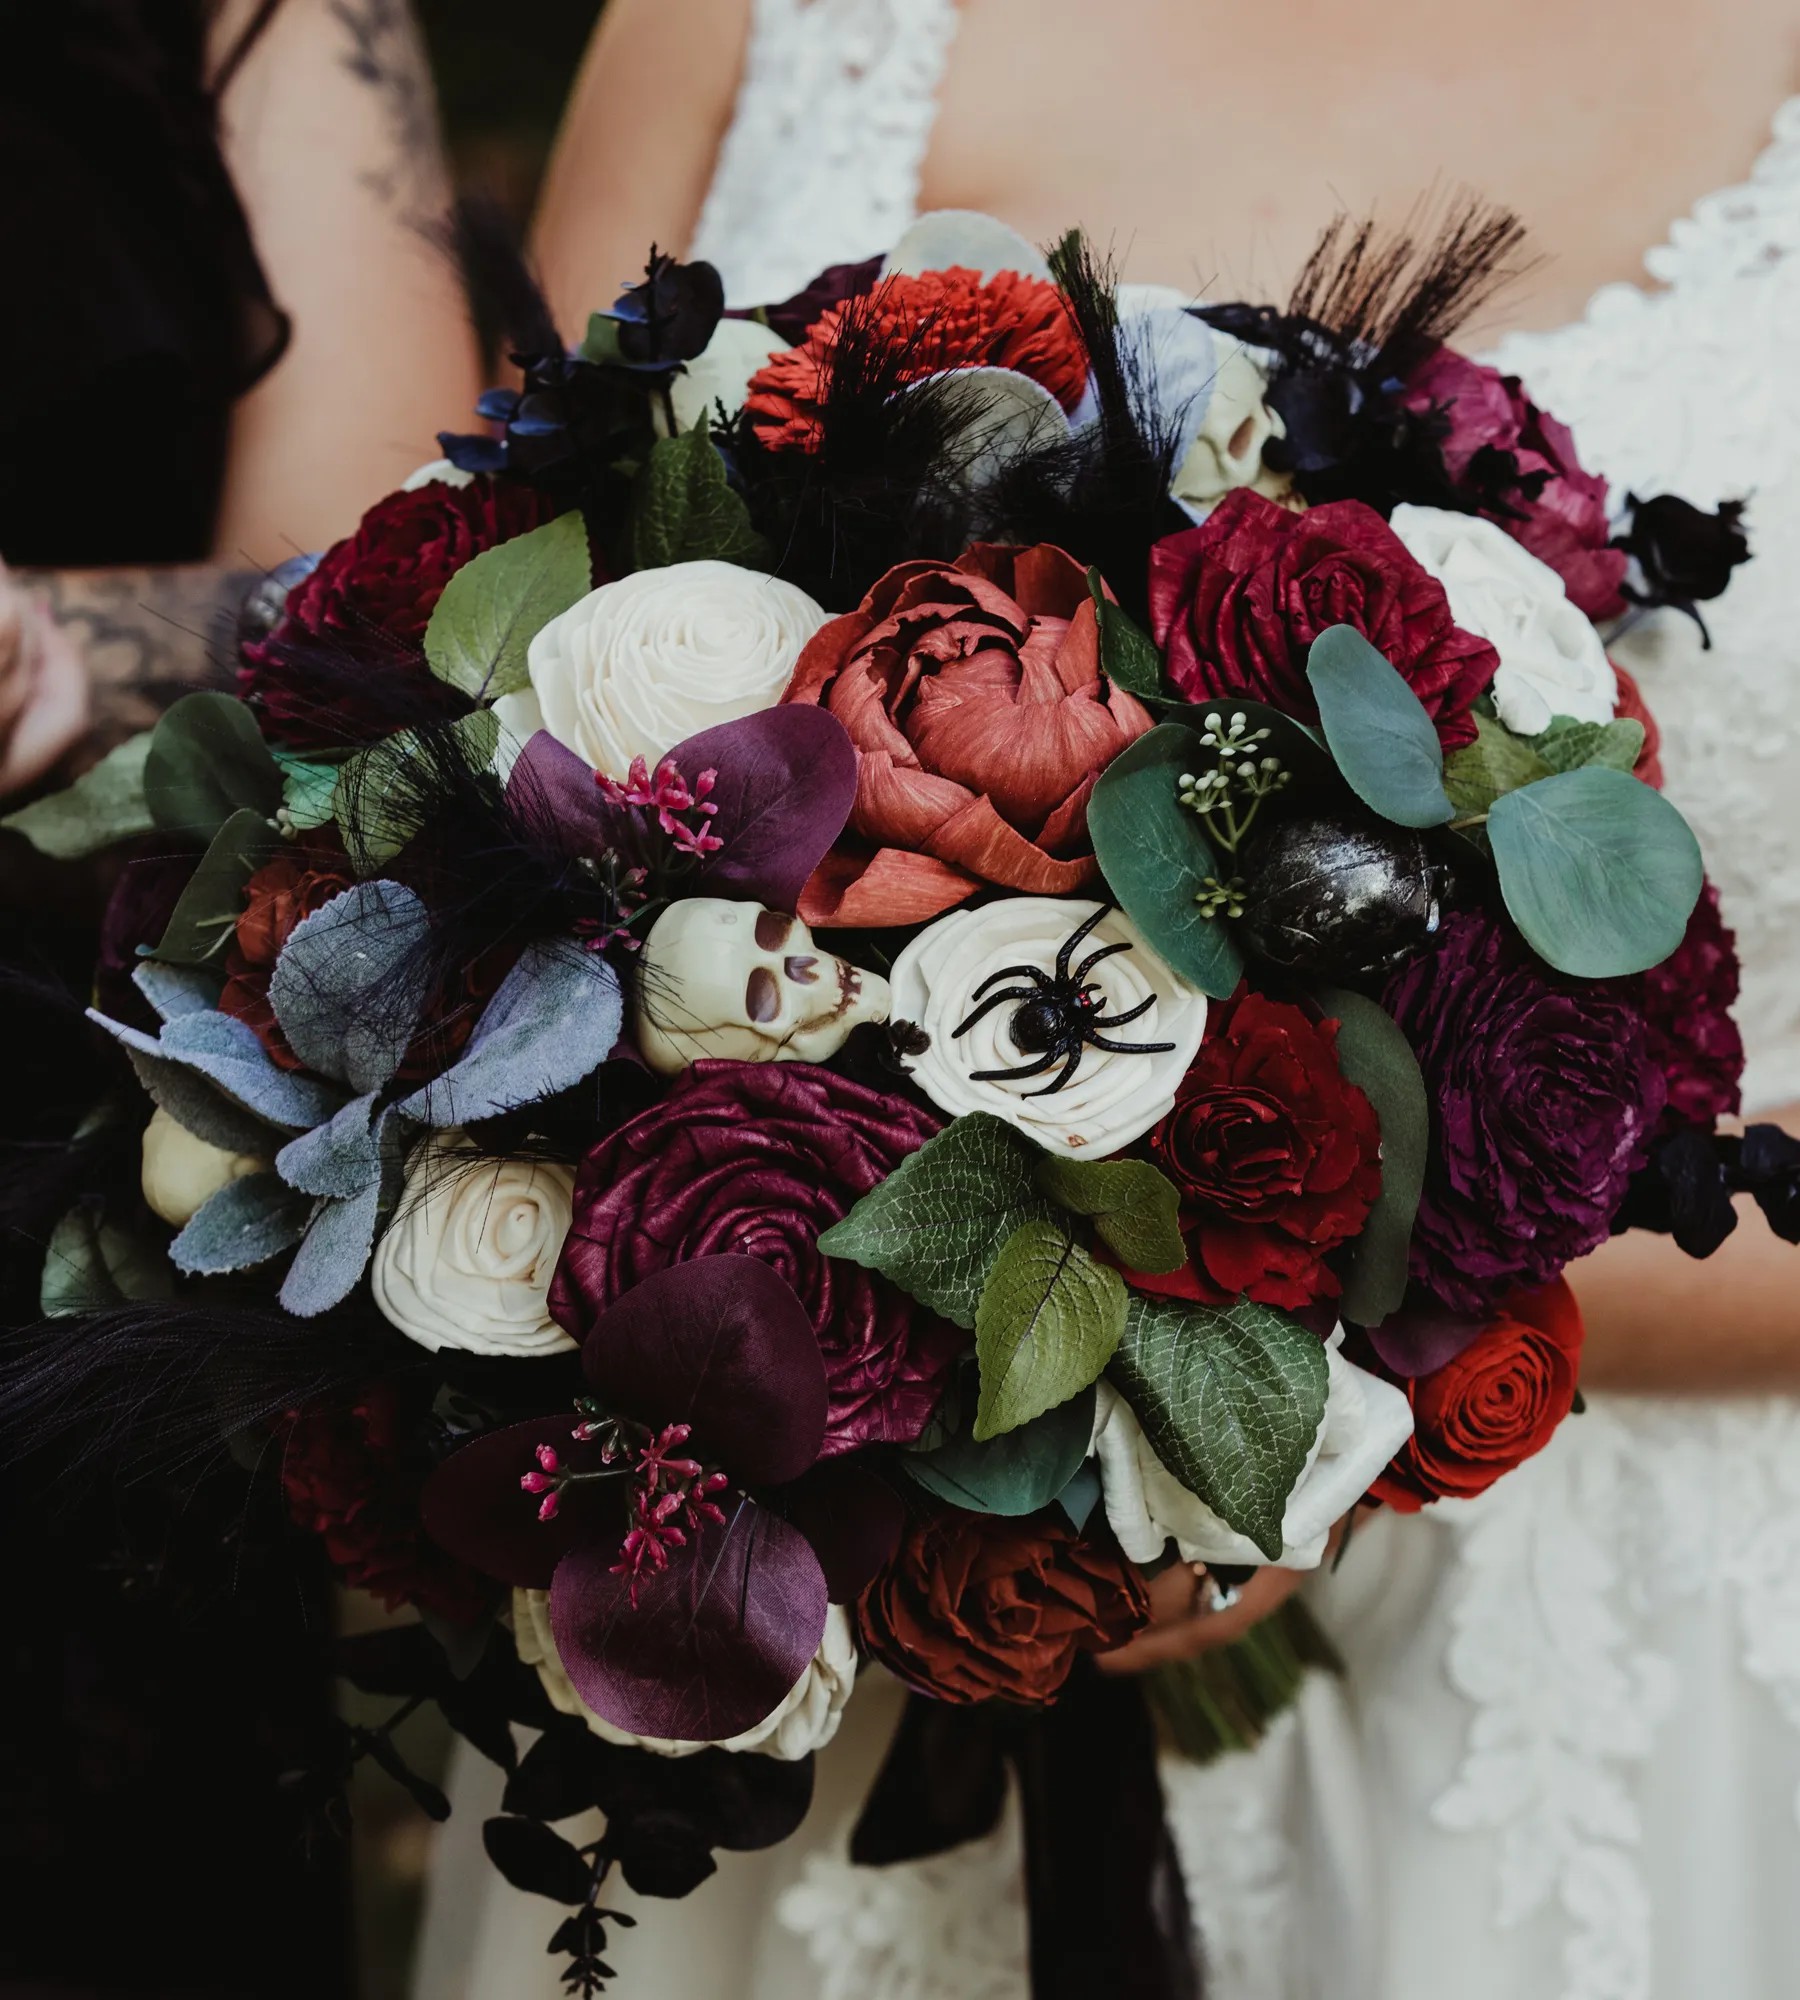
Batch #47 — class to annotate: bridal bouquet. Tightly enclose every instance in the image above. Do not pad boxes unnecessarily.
[8,205,1770,1993]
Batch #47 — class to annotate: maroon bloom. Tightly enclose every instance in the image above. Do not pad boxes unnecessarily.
[1149,491,1497,749]
[551,1060,963,1455]
[1642,881,1744,1137]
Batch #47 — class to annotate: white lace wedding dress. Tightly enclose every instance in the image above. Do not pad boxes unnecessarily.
[412,7,1800,1996]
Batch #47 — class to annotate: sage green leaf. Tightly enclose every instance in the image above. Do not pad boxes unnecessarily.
[973,1220,1127,1440]
[904,1383,1096,1516]
[1088,723,1243,997]
[2,730,156,859]
[423,511,592,702]
[1086,566,1164,699]
[579,313,625,366]
[1055,1460,1103,1531]
[1442,710,1552,817]
[1033,1154,1186,1273]
[1530,715,1646,776]
[628,421,769,570]
[1489,765,1703,977]
[815,1112,1053,1328]
[42,1204,173,1316]
[273,749,348,831]
[1315,986,1428,1326]
[1305,624,1454,829]
[333,711,501,874]
[1111,1291,1329,1559]
[150,808,280,967]
[143,692,283,841]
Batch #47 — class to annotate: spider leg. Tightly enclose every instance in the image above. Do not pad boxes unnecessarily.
[1053,904,1112,983]
[1087,1033,1179,1056]
[1070,939,1132,986]
[970,964,1049,1001]
[967,1045,1069,1084]
[1087,994,1156,1031]
[1024,1044,1088,1097]
[952,985,1040,1038]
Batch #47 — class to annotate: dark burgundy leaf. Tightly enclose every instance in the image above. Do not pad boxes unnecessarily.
[579,1256,827,1486]
[503,1724,611,1822]
[782,1458,905,1602]
[421,1416,621,1589]
[688,1747,815,1853]
[361,1732,451,1822]
[335,1624,440,1697]
[1364,1297,1489,1378]
[610,1813,719,1899]
[505,731,627,862]
[851,1695,1008,1865]
[482,1815,596,1905]
[549,1497,828,1740]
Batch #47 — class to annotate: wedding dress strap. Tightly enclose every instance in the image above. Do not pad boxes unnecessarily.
[687,0,960,305]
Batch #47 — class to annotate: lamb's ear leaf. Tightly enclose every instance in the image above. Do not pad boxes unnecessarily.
[143,691,283,840]
[171,1173,313,1276]
[268,879,431,1092]
[90,1006,335,1145]
[275,1092,385,1199]
[132,960,222,1023]
[423,511,593,701]
[279,1175,384,1317]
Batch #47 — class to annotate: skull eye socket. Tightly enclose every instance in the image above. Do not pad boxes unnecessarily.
[754,910,795,951]
[745,966,781,1023]
[784,955,820,985]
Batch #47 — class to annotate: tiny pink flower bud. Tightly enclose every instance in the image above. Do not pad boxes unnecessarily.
[536,1444,560,1473]
[537,1490,561,1522]
[520,1470,552,1494]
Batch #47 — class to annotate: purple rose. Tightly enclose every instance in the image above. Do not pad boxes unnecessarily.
[1642,881,1744,1137]
[1402,349,1628,621]
[1383,910,1664,1314]
[550,1060,964,1454]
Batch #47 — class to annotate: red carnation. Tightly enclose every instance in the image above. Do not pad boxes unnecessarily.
[746,266,1088,453]
[1145,992,1382,1308]
[1148,490,1498,749]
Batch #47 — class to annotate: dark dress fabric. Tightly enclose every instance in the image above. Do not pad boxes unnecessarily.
[0,9,354,1995]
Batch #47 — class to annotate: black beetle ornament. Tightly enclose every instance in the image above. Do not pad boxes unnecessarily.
[1236,809,1451,980]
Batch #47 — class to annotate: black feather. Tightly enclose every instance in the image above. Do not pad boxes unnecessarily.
[440,194,564,364]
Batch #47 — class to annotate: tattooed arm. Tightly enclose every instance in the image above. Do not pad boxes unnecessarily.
[207,0,483,565]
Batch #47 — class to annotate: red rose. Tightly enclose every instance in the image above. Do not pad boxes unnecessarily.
[1145,992,1382,1308]
[784,543,1153,927]
[241,475,560,749]
[1148,491,1498,750]
[856,1506,1149,1706]
[1371,1278,1584,1511]
[746,266,1088,453]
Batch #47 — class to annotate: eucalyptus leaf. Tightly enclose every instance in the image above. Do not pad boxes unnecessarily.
[905,1383,1096,1517]
[1055,1460,1103,1532]
[1529,715,1646,776]
[1305,624,1454,829]
[1489,765,1703,977]
[1110,1291,1330,1560]
[973,1220,1127,1440]
[1032,1154,1186,1273]
[149,808,279,968]
[628,421,768,570]
[1441,710,1553,817]
[1086,567,1164,699]
[423,512,593,701]
[273,749,348,831]
[1087,724,1244,998]
[171,1173,312,1276]
[1315,986,1428,1326]
[815,1112,1054,1329]
[143,692,283,840]
[2,731,154,859]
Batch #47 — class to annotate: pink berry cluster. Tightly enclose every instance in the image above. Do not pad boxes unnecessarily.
[595,756,724,859]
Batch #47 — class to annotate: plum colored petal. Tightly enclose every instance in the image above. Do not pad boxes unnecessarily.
[782,1458,906,1602]
[1365,1299,1493,1379]
[549,1498,829,1740]
[505,730,616,861]
[421,1417,617,1589]
[578,1256,829,1487]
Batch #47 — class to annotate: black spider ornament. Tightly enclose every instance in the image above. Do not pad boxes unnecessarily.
[950,904,1176,1096]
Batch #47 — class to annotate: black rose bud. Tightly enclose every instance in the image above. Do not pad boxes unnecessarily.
[1614,493,1751,646]
[1236,809,1450,979]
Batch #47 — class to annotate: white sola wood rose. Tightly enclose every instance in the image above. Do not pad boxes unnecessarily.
[371,1134,577,1359]
[140,1107,267,1227]
[1089,1333,1415,1568]
[494,561,828,779]
[513,1588,858,1759]
[889,899,1208,1157]
[1389,504,1617,737]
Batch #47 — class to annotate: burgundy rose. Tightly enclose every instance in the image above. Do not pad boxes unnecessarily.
[240,476,559,749]
[1642,881,1744,1137]
[1149,491,1498,749]
[856,1505,1149,1706]
[1383,910,1664,1315]
[1401,349,1628,621]
[1145,992,1382,1308]
[550,1060,964,1454]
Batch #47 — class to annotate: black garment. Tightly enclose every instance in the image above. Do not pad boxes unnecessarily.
[0,10,353,1995]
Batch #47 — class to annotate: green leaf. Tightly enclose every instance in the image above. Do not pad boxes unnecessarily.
[143,692,283,841]
[42,1203,172,1316]
[1442,710,1553,817]
[272,749,348,832]
[150,808,280,967]
[333,711,501,875]
[1032,1154,1186,1273]
[905,1382,1096,1516]
[1529,715,1647,776]
[628,421,769,570]
[1088,724,1244,998]
[1305,624,1454,829]
[1315,986,1428,1326]
[579,313,625,366]
[815,1112,1055,1328]
[1489,765,1703,977]
[973,1220,1127,1440]
[2,730,154,859]
[1086,567,1164,699]
[423,512,592,702]
[1110,1291,1330,1560]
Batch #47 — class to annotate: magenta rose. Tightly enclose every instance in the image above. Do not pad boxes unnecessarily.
[550,1060,964,1455]
[1148,491,1498,750]
[1642,881,1744,1137]
[1402,348,1628,621]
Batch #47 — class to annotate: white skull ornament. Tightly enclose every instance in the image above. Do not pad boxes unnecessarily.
[634,899,891,1074]
[1171,347,1293,511]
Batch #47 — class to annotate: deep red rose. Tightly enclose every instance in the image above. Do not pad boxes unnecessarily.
[1401,349,1627,622]
[1145,992,1382,1307]
[1148,491,1498,749]
[784,543,1153,927]
[1371,1278,1584,1510]
[746,266,1088,453]
[240,476,560,749]
[856,1506,1149,1705]
[281,1383,492,1622]
[1642,881,1744,1138]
